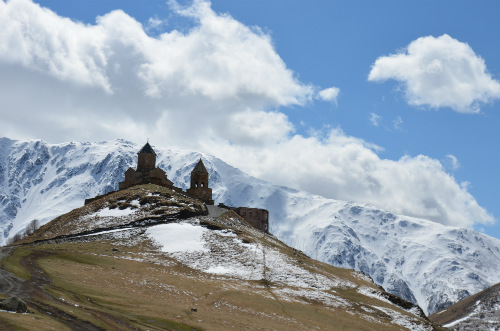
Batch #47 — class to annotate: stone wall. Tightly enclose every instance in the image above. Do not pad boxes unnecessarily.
[118,167,173,190]
[186,186,214,205]
[233,207,269,232]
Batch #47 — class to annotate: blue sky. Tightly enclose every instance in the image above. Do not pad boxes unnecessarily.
[1,0,499,238]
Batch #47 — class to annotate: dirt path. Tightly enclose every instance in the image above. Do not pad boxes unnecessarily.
[0,247,108,331]
[0,248,56,302]
[0,247,26,298]
[20,250,53,300]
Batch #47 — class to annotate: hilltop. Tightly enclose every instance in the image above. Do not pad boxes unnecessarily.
[1,184,444,330]
[16,184,207,244]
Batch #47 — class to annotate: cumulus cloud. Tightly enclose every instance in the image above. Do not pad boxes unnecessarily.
[139,1,314,103]
[0,0,494,228]
[0,0,313,104]
[0,0,112,92]
[0,0,312,145]
[205,130,493,227]
[368,34,500,113]
[317,86,340,103]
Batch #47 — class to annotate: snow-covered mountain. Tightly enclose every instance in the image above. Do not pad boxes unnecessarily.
[1,138,499,315]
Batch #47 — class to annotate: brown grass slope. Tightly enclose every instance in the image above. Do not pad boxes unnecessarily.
[1,185,447,331]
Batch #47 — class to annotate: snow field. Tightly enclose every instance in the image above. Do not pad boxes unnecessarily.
[146,222,209,253]
[145,219,355,290]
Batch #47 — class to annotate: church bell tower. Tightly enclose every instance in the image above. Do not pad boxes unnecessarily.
[137,142,156,170]
[186,158,214,205]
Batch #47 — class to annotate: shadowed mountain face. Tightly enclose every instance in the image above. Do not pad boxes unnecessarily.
[429,282,500,331]
[1,184,442,331]
[1,138,499,315]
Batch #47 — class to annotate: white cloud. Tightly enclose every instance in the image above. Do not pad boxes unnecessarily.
[392,116,403,130]
[0,0,112,92]
[202,129,493,227]
[317,86,340,103]
[0,0,312,145]
[146,16,166,32]
[223,110,294,145]
[368,34,500,113]
[139,1,314,104]
[0,0,313,105]
[369,112,382,127]
[443,154,460,171]
[0,0,494,228]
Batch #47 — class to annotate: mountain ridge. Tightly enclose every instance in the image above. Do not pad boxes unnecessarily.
[1,137,499,315]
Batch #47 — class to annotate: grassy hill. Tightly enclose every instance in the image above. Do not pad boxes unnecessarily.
[1,185,446,331]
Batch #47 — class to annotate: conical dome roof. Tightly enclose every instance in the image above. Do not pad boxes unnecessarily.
[191,158,208,174]
[138,142,156,155]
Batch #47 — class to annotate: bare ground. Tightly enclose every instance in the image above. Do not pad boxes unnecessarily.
[1,247,110,331]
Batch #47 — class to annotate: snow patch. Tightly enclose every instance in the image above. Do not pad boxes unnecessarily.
[205,266,235,275]
[373,306,433,331]
[444,316,472,328]
[146,222,209,253]
[358,286,392,304]
[95,207,136,217]
[145,220,356,291]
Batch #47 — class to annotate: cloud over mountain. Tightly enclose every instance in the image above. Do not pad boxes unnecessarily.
[368,34,500,113]
[0,0,494,228]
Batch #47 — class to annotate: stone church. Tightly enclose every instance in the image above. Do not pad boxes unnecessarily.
[118,142,214,205]
[115,142,268,231]
[186,159,214,205]
[118,142,174,190]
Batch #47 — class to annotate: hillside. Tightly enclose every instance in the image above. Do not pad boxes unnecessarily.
[429,282,500,331]
[1,184,444,331]
[1,138,499,315]
[16,184,207,244]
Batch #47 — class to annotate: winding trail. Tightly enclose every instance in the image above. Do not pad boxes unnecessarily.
[0,247,25,298]
[0,247,110,331]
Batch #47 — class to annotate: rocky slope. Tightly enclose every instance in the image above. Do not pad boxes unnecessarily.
[429,282,500,331]
[1,138,499,315]
[1,184,443,331]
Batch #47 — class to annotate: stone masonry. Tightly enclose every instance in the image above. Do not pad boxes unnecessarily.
[118,142,174,190]
[186,159,214,205]
[91,142,267,231]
